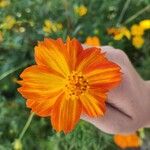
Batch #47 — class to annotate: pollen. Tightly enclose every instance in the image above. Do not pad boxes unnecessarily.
[65,71,89,98]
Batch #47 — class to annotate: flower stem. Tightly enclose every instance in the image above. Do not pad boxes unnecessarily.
[116,0,131,26]
[0,64,25,81]
[124,4,150,25]
[19,112,34,140]
[0,61,32,81]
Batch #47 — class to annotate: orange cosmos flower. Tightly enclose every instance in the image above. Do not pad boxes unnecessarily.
[85,36,101,46]
[114,133,141,149]
[107,27,130,40]
[18,38,121,133]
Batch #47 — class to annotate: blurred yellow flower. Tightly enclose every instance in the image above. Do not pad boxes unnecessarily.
[0,0,10,8]
[85,36,101,46]
[107,27,130,40]
[51,23,63,32]
[132,36,144,48]
[0,31,3,42]
[43,19,63,33]
[56,23,63,30]
[139,19,150,30]
[43,19,53,33]
[2,15,16,29]
[19,27,26,33]
[13,139,22,150]
[114,133,141,149]
[74,5,87,16]
[131,24,144,36]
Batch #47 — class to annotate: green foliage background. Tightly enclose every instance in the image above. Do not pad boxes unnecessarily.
[0,0,150,149]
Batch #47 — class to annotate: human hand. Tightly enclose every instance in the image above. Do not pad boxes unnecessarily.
[81,46,150,134]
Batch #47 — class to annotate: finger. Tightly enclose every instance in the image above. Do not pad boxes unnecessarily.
[107,71,135,117]
[101,46,142,80]
[107,92,134,115]
[101,46,141,117]
[100,46,128,67]
[81,104,135,134]
[101,46,135,115]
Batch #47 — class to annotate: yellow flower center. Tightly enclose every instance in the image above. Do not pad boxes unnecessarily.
[65,71,89,98]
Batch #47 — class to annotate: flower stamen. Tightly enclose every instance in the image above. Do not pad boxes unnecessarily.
[65,71,89,98]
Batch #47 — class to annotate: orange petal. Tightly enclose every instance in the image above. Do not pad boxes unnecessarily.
[76,47,121,91]
[35,38,70,77]
[26,99,51,117]
[83,57,120,75]
[18,65,65,117]
[51,38,83,70]
[65,38,83,70]
[88,89,107,101]
[51,94,82,133]
[88,72,121,84]
[85,36,101,46]
[88,72,121,92]
[26,93,62,117]
[18,65,65,99]
[114,133,141,149]
[76,47,106,72]
[80,92,105,117]
[85,60,121,91]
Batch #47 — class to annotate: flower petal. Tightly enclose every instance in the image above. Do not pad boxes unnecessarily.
[26,93,61,117]
[114,133,141,149]
[76,47,106,72]
[18,65,65,99]
[18,65,65,117]
[26,99,52,117]
[88,73,121,92]
[76,47,121,90]
[80,92,105,117]
[35,38,70,77]
[66,37,83,70]
[51,94,82,133]
[84,56,121,91]
[25,89,63,117]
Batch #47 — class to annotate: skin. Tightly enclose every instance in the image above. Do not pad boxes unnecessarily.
[81,45,150,134]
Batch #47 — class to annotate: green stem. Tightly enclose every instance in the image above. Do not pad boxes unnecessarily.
[116,0,131,26]
[62,0,71,33]
[124,4,150,25]
[19,112,34,140]
[0,62,28,81]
